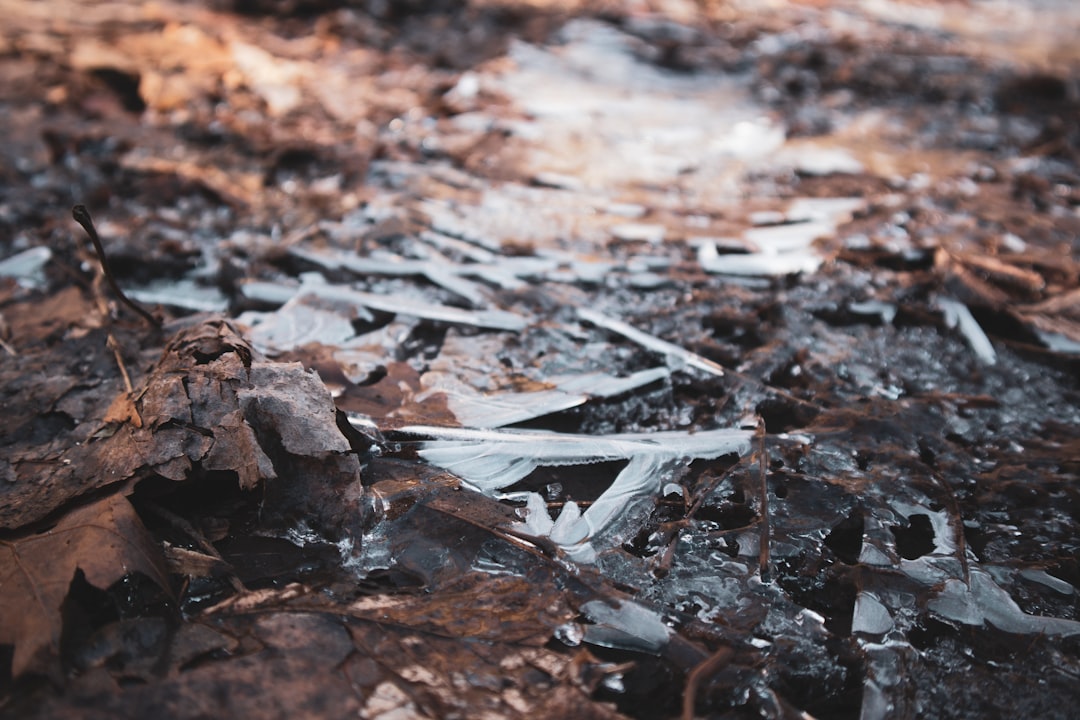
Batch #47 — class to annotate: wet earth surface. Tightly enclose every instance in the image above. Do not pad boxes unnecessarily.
[1,1,1079,718]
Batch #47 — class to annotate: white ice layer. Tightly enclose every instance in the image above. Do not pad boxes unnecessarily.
[579,598,672,654]
[939,298,997,365]
[928,569,1080,636]
[402,425,753,561]
[577,308,727,378]
[239,276,529,331]
[426,366,671,428]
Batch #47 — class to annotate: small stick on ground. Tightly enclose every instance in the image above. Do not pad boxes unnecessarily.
[71,205,161,328]
[106,333,134,394]
[757,417,770,583]
[682,645,734,720]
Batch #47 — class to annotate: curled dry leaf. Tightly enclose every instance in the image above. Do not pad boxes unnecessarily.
[0,494,170,678]
[97,319,364,531]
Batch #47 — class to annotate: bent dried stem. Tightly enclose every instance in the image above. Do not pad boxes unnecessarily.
[72,205,160,328]
[757,418,771,583]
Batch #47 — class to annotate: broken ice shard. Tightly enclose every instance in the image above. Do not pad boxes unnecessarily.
[577,307,727,377]
[580,598,672,654]
[939,298,997,365]
[927,568,1080,636]
[400,425,753,561]
[423,366,670,428]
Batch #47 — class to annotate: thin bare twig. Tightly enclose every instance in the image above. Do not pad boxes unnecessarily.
[682,646,734,720]
[756,417,770,583]
[71,205,161,328]
[106,333,134,394]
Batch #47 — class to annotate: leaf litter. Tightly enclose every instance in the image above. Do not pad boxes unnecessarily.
[2,1,1080,718]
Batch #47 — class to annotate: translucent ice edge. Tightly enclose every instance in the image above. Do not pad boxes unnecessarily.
[939,298,997,365]
[240,276,529,331]
[927,568,1080,636]
[401,425,753,562]
[577,307,726,377]
[427,366,671,428]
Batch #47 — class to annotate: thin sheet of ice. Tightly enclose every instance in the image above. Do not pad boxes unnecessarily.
[852,591,894,635]
[237,296,356,353]
[890,502,957,556]
[239,278,306,306]
[785,197,865,223]
[239,276,528,331]
[401,425,751,490]
[289,246,489,307]
[427,367,669,428]
[0,246,51,287]
[928,568,1080,636]
[401,425,752,561]
[1018,568,1076,595]
[743,220,834,254]
[127,278,229,313]
[697,241,822,277]
[577,307,727,377]
[349,289,528,331]
[939,298,997,365]
[1035,329,1080,354]
[697,197,863,277]
[580,599,672,654]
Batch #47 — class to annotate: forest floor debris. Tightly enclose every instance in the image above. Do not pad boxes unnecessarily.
[1,1,1079,718]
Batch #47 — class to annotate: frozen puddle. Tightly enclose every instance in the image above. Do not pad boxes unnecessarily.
[485,19,782,195]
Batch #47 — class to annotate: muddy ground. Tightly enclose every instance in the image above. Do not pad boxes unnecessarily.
[1,1,1079,718]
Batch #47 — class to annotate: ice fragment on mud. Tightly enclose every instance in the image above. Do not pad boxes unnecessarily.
[577,307,726,377]
[852,592,894,635]
[610,223,665,244]
[404,425,752,560]
[289,246,488,307]
[429,367,670,428]
[743,220,834,254]
[0,246,51,287]
[1018,568,1076,595]
[939,298,997,365]
[928,569,1080,636]
[241,277,527,331]
[238,296,356,353]
[697,239,822,277]
[127,278,229,313]
[580,599,671,654]
[404,426,752,491]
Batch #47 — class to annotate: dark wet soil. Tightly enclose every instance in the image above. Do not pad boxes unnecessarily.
[1,1,1079,719]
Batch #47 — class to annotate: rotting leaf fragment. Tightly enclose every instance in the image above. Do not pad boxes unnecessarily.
[0,494,170,678]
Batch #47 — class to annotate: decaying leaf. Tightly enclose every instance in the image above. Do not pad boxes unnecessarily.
[0,494,170,678]
[97,319,364,530]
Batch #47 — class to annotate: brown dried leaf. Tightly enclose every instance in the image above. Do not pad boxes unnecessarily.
[102,391,143,428]
[0,494,170,678]
[347,573,574,645]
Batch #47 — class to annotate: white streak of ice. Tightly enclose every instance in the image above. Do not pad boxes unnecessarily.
[406,425,753,561]
[0,246,51,285]
[929,569,1080,636]
[580,599,671,653]
[697,240,822,277]
[939,298,996,365]
[852,591,894,635]
[577,307,726,377]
